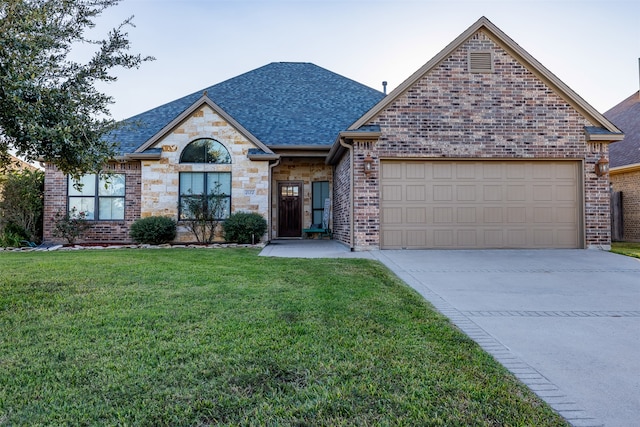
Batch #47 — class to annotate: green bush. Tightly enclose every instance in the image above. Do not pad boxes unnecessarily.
[223,212,267,244]
[129,216,176,245]
[0,230,24,248]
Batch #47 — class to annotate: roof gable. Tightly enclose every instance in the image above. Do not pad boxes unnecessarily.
[606,91,640,168]
[107,62,385,155]
[134,95,273,155]
[351,16,621,136]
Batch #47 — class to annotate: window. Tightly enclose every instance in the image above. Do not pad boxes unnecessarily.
[180,138,231,164]
[68,174,125,220]
[312,181,329,225]
[179,172,231,220]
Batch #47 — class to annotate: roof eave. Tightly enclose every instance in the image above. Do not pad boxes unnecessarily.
[586,133,625,142]
[124,152,162,160]
[327,130,382,165]
[610,162,640,175]
[247,153,280,161]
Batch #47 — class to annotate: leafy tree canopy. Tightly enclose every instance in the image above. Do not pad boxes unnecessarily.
[0,0,153,179]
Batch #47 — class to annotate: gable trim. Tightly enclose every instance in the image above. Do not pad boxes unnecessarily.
[134,95,274,155]
[350,16,622,135]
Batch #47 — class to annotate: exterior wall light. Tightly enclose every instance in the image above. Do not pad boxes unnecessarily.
[595,155,609,177]
[364,153,374,176]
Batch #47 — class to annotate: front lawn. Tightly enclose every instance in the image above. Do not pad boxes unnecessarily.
[0,249,567,426]
[611,242,640,259]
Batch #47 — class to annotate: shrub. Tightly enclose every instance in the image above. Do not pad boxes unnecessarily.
[130,216,176,245]
[51,208,91,244]
[0,231,23,248]
[223,212,267,244]
[0,169,44,243]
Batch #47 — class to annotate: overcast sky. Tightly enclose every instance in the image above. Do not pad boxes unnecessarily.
[90,0,640,121]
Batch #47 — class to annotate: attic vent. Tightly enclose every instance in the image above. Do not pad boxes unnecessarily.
[469,51,493,73]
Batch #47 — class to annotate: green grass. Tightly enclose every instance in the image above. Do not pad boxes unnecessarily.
[611,242,640,259]
[0,248,568,426]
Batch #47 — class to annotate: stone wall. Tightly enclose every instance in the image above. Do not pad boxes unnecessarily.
[611,169,640,241]
[43,104,271,244]
[352,29,611,249]
[140,105,270,242]
[271,157,333,239]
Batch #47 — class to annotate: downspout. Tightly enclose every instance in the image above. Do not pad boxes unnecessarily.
[268,158,281,242]
[339,138,355,250]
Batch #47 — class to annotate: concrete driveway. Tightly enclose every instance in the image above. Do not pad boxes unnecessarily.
[262,242,640,427]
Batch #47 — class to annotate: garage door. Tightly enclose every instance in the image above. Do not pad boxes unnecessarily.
[380,160,582,249]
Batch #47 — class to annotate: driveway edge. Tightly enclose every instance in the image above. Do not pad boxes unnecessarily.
[370,250,604,427]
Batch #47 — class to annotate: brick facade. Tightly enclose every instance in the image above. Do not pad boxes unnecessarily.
[332,150,351,245]
[341,30,612,250]
[43,161,142,244]
[610,169,640,241]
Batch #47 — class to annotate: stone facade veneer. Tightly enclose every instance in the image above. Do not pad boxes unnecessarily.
[44,105,270,244]
[140,105,269,242]
[271,158,333,239]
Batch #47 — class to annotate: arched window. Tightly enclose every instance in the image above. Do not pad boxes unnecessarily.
[180,138,231,164]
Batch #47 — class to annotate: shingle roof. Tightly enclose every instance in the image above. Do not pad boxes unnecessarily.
[107,62,385,155]
[605,91,640,168]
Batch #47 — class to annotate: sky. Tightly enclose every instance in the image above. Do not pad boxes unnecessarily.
[88,0,640,121]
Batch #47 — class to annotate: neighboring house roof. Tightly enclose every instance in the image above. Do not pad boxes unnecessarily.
[5,154,38,172]
[605,91,640,168]
[349,16,623,140]
[107,62,385,155]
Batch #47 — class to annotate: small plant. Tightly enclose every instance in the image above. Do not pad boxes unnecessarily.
[51,208,91,244]
[223,212,267,244]
[0,230,23,248]
[129,216,176,245]
[180,184,228,243]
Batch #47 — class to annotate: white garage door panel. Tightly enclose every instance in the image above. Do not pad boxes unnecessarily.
[380,161,581,249]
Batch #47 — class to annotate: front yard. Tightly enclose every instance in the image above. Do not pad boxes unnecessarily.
[0,248,567,426]
[611,242,640,259]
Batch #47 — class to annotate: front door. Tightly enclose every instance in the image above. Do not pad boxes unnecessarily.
[278,182,303,237]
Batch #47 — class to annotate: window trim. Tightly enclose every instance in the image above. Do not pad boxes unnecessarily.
[67,173,126,221]
[180,138,232,164]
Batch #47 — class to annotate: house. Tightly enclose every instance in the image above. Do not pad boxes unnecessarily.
[43,17,623,249]
[606,90,640,241]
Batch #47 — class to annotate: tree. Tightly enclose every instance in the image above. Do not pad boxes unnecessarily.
[0,0,153,179]
[0,168,44,242]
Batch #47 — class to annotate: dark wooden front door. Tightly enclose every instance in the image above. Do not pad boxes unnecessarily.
[278,182,302,237]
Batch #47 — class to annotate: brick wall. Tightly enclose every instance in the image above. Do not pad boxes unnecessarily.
[352,29,611,249]
[611,169,640,241]
[332,150,351,245]
[43,162,142,244]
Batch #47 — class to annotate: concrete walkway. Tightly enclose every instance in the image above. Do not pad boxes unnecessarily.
[261,241,640,427]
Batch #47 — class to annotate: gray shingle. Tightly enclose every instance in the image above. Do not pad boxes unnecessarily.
[605,91,640,168]
[107,62,385,155]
